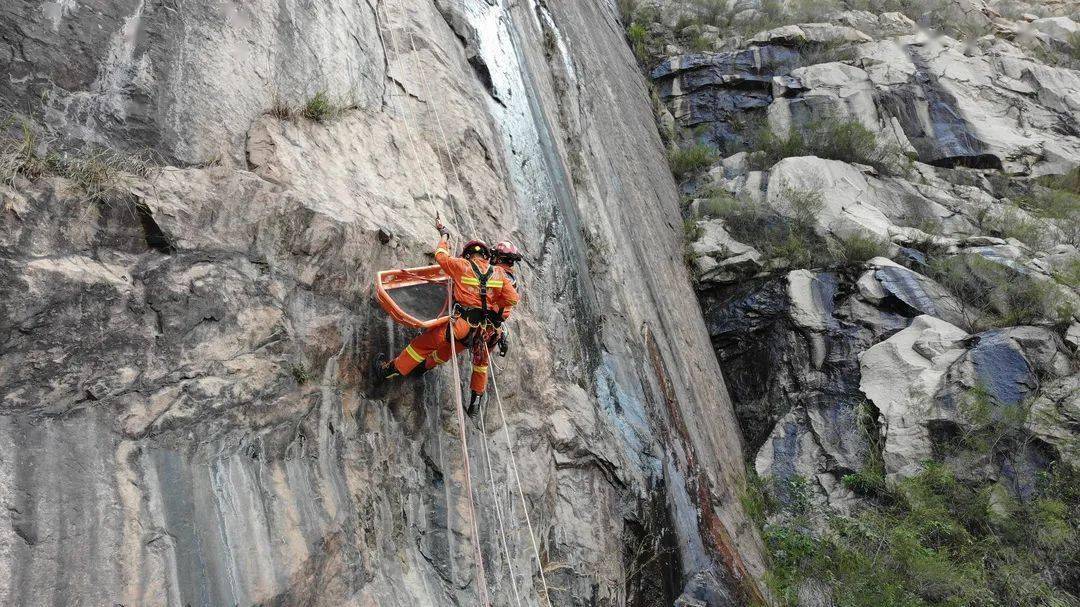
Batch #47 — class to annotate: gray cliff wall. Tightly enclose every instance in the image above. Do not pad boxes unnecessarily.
[0,1,765,605]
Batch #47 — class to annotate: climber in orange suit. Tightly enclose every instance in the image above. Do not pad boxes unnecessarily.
[421,239,523,375]
[375,221,519,414]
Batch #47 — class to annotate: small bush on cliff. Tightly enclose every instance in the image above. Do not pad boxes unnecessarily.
[927,253,1073,331]
[981,204,1048,250]
[1054,258,1080,290]
[1018,171,1080,247]
[746,117,910,176]
[668,143,717,180]
[627,22,649,61]
[302,91,334,123]
[1,114,153,202]
[698,188,834,269]
[0,117,59,184]
[836,233,890,264]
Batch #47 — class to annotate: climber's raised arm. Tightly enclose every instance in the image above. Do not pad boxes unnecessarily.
[434,219,454,272]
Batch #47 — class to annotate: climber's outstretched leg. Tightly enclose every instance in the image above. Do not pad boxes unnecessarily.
[422,338,464,373]
[375,317,471,387]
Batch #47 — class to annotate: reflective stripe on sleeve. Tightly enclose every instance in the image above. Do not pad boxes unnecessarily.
[473,365,488,374]
[405,345,424,363]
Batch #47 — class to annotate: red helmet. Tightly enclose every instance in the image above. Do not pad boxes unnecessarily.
[461,239,489,257]
[492,240,522,263]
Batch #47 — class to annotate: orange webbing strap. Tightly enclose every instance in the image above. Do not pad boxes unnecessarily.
[448,284,491,606]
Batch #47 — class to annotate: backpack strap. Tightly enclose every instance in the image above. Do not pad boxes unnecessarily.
[465,258,495,314]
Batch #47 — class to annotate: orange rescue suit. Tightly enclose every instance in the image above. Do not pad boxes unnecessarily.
[391,236,519,393]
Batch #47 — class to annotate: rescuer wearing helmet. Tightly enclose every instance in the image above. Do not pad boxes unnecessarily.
[421,238,523,372]
[375,222,518,414]
[487,240,523,357]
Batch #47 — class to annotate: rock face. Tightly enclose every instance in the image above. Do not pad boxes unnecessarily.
[0,1,766,606]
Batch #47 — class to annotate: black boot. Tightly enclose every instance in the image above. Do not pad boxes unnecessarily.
[371,353,399,388]
[467,391,483,419]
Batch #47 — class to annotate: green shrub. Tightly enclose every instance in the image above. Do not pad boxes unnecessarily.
[1018,174,1080,247]
[928,254,1070,331]
[0,117,59,184]
[982,204,1049,250]
[741,467,778,526]
[760,460,1080,607]
[302,91,334,123]
[1,115,152,202]
[842,469,887,497]
[1053,258,1080,290]
[777,185,824,225]
[695,190,741,219]
[836,233,891,265]
[290,363,315,385]
[627,22,649,60]
[747,117,910,175]
[699,189,834,269]
[668,143,717,179]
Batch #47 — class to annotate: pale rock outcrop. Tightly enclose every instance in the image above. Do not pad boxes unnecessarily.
[866,258,967,327]
[749,23,874,45]
[689,219,764,284]
[766,156,899,240]
[1027,375,1080,467]
[1030,16,1079,45]
[0,0,769,605]
[859,315,970,479]
[767,63,882,136]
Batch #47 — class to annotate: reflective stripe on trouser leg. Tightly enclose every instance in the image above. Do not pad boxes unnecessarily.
[425,335,468,370]
[395,318,470,374]
[470,346,490,394]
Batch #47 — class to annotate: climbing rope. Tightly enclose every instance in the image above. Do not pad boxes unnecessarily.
[380,2,545,603]
[379,0,490,597]
[398,0,478,237]
[479,394,524,607]
[446,290,492,606]
[487,351,554,607]
[377,0,440,221]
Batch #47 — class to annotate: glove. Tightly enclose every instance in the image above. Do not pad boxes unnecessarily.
[497,331,509,357]
[436,218,450,239]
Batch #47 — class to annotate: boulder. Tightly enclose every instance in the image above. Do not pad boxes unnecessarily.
[1030,16,1079,45]
[689,220,764,284]
[766,157,897,240]
[1027,375,1080,467]
[749,24,873,46]
[871,263,967,327]
[859,315,970,479]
